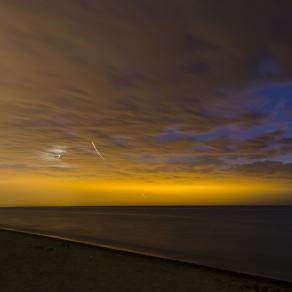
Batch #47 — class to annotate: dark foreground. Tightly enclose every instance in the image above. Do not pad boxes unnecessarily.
[0,206,292,281]
[0,230,291,292]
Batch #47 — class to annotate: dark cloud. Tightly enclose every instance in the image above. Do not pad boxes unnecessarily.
[237,129,286,159]
[207,137,236,153]
[179,61,209,75]
[184,34,220,52]
[104,65,148,88]
[281,138,292,145]
[0,0,291,181]
[232,161,292,178]
[234,112,269,128]
[254,51,279,79]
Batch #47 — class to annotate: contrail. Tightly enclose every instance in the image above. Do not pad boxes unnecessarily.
[91,141,105,160]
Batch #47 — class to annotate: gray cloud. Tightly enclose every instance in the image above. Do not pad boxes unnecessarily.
[0,0,291,180]
[232,161,292,178]
[0,164,31,170]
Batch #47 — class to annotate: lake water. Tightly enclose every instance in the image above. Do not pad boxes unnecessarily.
[0,206,291,282]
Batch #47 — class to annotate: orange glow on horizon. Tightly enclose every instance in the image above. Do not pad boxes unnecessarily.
[0,174,291,206]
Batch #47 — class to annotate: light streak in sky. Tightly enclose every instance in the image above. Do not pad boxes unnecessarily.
[91,141,105,160]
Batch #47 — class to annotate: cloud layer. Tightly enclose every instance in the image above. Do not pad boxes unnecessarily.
[0,0,291,183]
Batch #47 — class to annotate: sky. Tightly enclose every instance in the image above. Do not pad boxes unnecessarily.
[0,0,291,205]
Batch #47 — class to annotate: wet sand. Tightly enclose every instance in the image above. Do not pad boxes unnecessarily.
[0,230,291,292]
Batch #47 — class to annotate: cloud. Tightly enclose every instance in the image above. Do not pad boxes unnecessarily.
[104,65,148,88]
[39,145,68,161]
[234,112,269,129]
[255,52,279,79]
[184,34,220,52]
[232,161,292,178]
[0,0,291,181]
[179,61,209,75]
[0,164,31,170]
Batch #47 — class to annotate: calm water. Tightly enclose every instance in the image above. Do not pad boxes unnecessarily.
[0,206,291,282]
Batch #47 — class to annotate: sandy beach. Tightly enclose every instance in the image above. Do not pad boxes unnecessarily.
[0,230,291,292]
[1,206,292,282]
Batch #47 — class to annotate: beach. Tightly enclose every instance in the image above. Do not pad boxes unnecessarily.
[0,206,292,282]
[0,229,291,292]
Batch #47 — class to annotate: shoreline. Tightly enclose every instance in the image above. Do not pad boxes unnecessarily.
[0,206,291,283]
[0,228,291,292]
[1,226,292,286]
